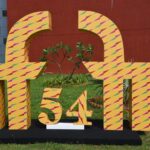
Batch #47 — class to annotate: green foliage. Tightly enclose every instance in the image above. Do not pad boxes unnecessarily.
[43,74,89,87]
[39,41,94,74]
[39,41,94,86]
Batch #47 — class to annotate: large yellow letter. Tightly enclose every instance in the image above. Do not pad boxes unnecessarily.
[79,10,150,131]
[0,11,51,130]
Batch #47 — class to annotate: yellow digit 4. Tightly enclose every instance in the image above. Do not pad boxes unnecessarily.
[38,88,62,125]
[66,90,93,125]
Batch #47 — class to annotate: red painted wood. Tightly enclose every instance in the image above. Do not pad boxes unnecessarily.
[7,0,150,73]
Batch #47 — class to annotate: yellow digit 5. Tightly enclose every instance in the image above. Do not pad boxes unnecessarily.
[66,90,93,125]
[38,88,62,125]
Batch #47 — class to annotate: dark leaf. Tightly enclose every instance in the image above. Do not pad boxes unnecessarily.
[76,42,83,51]
[43,49,49,55]
[76,52,84,59]
[39,57,47,62]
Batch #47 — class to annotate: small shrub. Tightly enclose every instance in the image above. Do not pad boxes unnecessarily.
[43,74,90,87]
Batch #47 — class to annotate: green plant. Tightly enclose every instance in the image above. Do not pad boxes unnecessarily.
[39,41,94,86]
[43,74,90,87]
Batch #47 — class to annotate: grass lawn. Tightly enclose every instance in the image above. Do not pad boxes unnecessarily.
[1,74,150,150]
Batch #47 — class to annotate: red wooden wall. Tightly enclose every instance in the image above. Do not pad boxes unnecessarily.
[7,0,150,73]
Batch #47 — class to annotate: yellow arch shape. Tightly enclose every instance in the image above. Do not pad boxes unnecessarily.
[79,10,150,131]
[0,11,51,130]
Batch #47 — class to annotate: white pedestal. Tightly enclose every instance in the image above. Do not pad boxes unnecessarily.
[46,123,84,130]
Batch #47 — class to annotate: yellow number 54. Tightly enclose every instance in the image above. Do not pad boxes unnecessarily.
[38,88,93,125]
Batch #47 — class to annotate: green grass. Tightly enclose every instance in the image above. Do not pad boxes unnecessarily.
[1,74,150,150]
[0,140,150,150]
